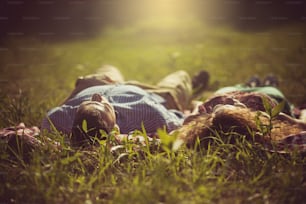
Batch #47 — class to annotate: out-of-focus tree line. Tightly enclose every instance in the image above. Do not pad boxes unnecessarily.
[0,0,305,40]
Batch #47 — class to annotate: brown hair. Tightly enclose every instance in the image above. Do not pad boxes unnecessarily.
[71,101,116,147]
[176,104,306,149]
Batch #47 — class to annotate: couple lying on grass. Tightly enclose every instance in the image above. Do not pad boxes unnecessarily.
[2,65,306,161]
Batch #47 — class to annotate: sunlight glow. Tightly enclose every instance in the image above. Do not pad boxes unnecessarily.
[93,0,218,25]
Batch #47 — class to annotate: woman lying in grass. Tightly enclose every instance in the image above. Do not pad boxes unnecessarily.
[175,75,306,154]
[175,91,306,154]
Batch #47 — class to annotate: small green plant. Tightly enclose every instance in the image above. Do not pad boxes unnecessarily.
[255,97,285,138]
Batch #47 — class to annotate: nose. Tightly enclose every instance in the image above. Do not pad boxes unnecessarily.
[91,93,103,102]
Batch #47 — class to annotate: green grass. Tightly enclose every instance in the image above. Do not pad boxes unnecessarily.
[0,18,306,203]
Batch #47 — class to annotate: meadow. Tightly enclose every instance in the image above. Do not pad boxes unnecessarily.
[0,18,306,203]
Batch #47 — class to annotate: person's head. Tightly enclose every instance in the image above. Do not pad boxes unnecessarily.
[71,93,118,148]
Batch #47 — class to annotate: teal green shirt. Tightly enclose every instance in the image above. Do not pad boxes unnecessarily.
[216,85,285,100]
[215,85,293,116]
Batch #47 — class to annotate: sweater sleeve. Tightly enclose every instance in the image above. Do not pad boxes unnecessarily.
[41,105,76,135]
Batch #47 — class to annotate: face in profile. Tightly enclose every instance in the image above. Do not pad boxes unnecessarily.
[71,93,117,147]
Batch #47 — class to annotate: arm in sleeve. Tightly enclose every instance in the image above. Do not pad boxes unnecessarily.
[41,105,76,135]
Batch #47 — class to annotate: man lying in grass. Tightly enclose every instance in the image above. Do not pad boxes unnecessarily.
[1,65,205,161]
[41,65,209,148]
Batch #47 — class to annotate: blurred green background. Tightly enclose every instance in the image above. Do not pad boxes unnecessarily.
[0,0,305,126]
